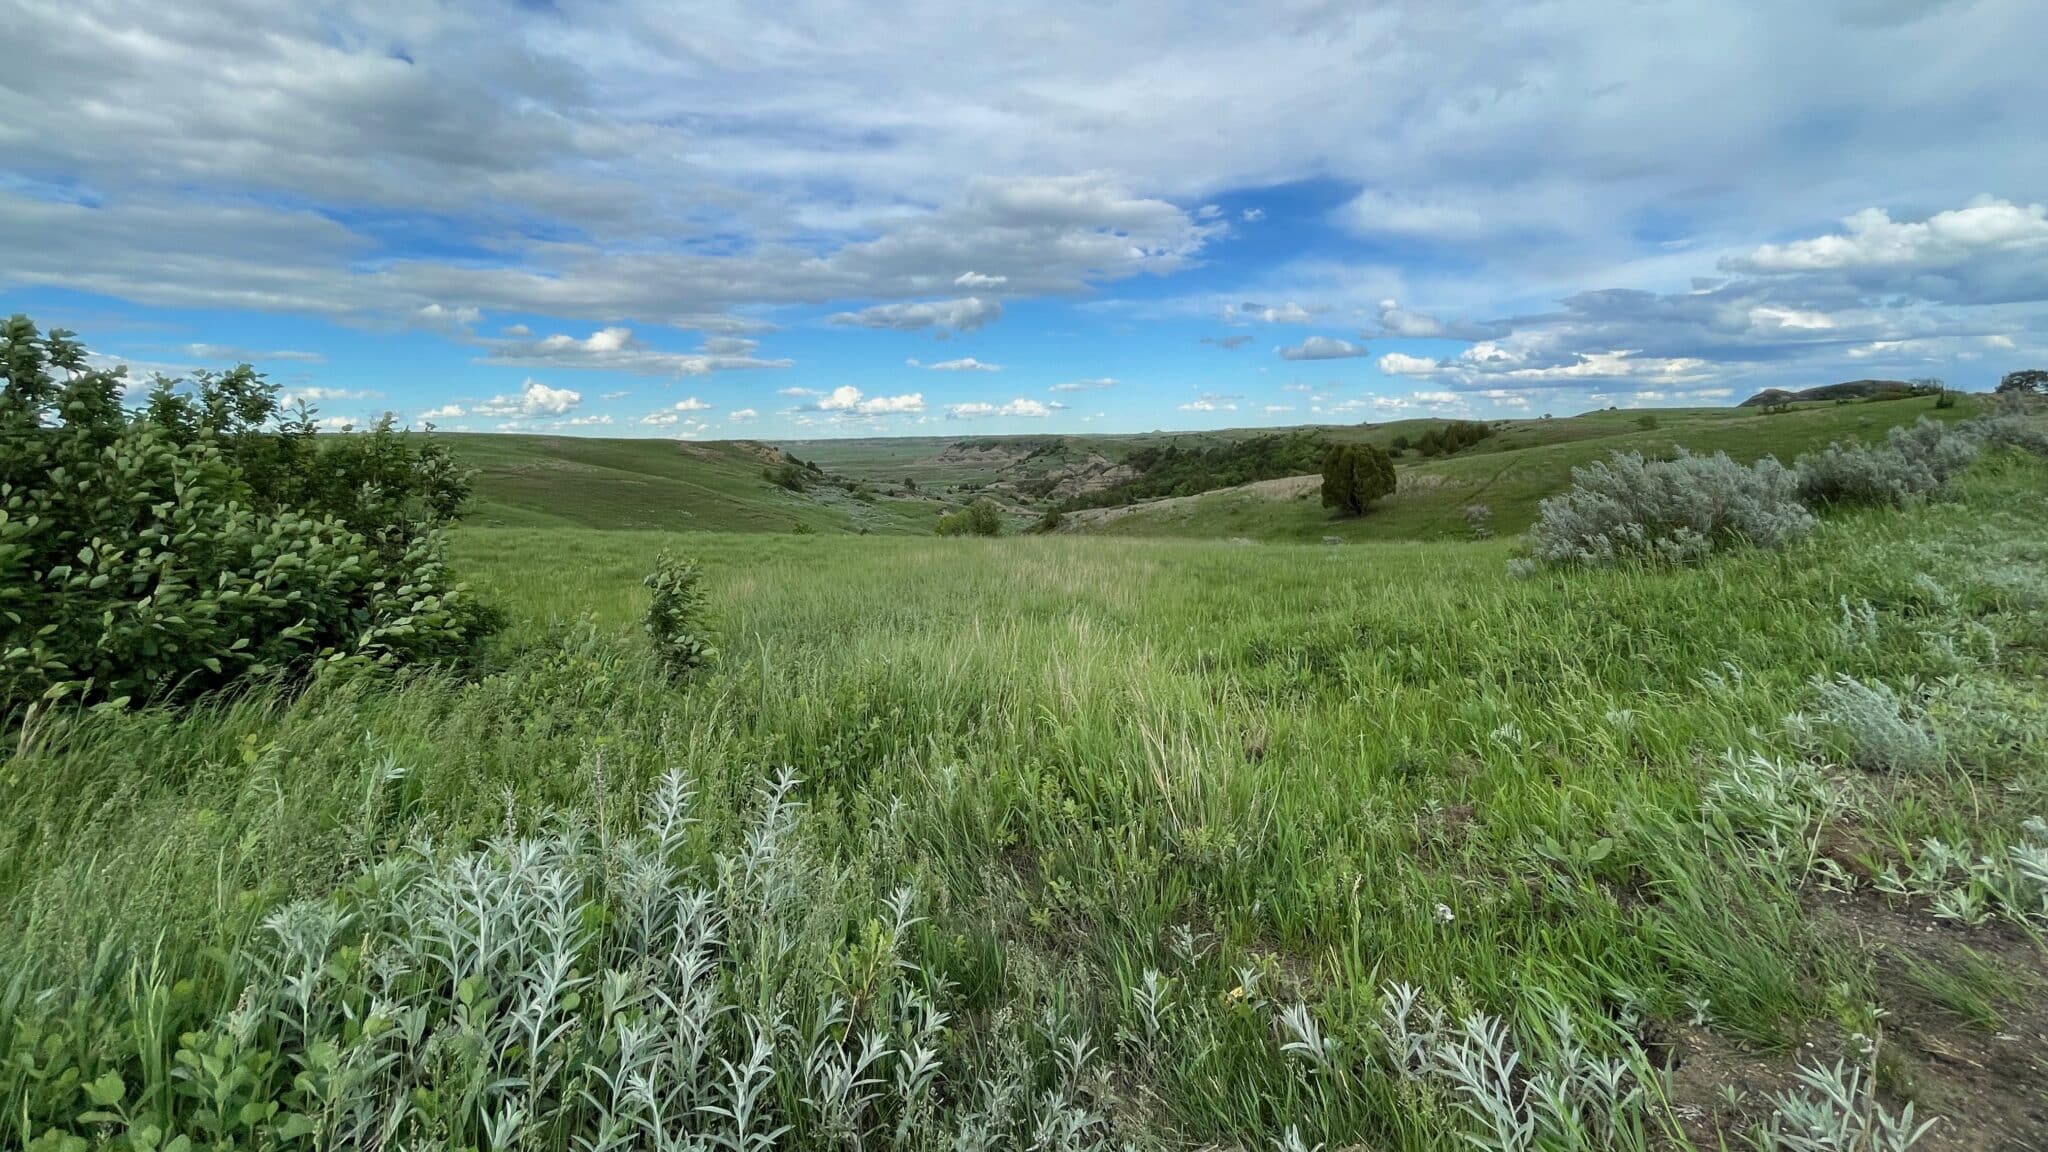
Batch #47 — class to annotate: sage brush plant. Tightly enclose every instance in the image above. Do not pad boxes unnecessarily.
[1792,419,1978,508]
[1518,449,1813,571]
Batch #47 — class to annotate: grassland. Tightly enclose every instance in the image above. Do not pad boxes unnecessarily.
[1062,394,1982,542]
[4,423,2045,1149]
[441,393,1977,547]
[442,432,946,534]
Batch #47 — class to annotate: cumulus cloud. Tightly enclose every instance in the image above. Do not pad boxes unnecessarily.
[828,297,1002,334]
[476,379,582,418]
[729,408,759,421]
[183,343,325,363]
[926,357,1000,371]
[420,404,465,420]
[1732,197,2048,274]
[483,327,793,375]
[671,397,714,411]
[810,385,925,416]
[1279,336,1369,361]
[1180,393,1242,412]
[954,271,1007,288]
[1049,377,1116,392]
[945,398,1060,419]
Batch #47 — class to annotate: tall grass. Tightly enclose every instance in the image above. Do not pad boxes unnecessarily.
[3,455,2044,1149]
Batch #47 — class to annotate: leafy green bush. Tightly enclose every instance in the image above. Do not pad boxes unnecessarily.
[1,316,496,712]
[934,499,1003,536]
[643,551,716,678]
[1517,449,1813,570]
[1320,443,1396,516]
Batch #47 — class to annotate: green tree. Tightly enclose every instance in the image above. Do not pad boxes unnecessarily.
[935,499,1003,536]
[1320,444,1397,516]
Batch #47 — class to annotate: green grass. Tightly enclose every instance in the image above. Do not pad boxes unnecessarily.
[4,435,2045,1148]
[440,432,948,534]
[1070,393,1982,542]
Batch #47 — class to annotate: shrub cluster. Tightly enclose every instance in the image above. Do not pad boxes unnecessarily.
[1518,449,1814,570]
[934,498,1004,537]
[1793,418,1978,508]
[643,551,717,679]
[1412,419,1494,457]
[1521,417,2009,572]
[1,316,496,712]
[1055,432,1327,510]
[1319,443,1396,516]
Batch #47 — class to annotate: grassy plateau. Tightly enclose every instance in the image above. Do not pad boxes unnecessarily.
[3,406,2046,1151]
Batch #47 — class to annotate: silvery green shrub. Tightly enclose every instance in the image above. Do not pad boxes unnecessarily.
[1,316,496,712]
[1788,674,1943,774]
[1793,418,1977,508]
[1519,449,1813,570]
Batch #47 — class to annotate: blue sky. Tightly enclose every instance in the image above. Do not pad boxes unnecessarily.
[4,0,2045,439]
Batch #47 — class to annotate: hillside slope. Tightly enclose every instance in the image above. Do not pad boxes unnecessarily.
[440,433,949,534]
[1060,393,1976,542]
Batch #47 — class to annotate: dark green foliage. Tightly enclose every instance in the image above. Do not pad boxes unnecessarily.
[1320,443,1396,516]
[1998,368,2046,395]
[0,316,496,712]
[1934,389,1958,409]
[1412,419,1494,457]
[766,460,810,491]
[643,551,716,678]
[1031,508,1065,533]
[934,499,1003,536]
[1058,432,1328,510]
[1635,413,1661,430]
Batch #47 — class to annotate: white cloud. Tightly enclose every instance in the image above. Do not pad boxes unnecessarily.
[1242,208,1265,223]
[1733,197,2048,274]
[484,326,791,376]
[420,403,465,419]
[946,398,1060,419]
[926,357,1000,372]
[729,408,759,422]
[1378,352,1441,376]
[280,386,380,404]
[183,343,325,363]
[1226,301,1319,325]
[1179,393,1242,412]
[476,378,582,418]
[828,297,1002,334]
[1200,334,1253,350]
[600,390,631,400]
[1263,404,1294,414]
[672,397,714,411]
[1049,377,1116,392]
[954,271,1007,288]
[1279,336,1369,361]
[816,385,925,415]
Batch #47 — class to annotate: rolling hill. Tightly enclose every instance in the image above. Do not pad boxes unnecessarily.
[442,391,1975,540]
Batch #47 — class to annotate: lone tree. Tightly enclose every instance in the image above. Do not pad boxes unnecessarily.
[1320,443,1397,516]
[1997,369,2047,395]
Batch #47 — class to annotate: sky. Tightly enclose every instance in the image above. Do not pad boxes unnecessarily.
[3,0,2045,440]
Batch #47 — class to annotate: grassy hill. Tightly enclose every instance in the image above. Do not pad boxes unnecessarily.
[1059,393,1979,542]
[441,393,1977,541]
[439,432,949,534]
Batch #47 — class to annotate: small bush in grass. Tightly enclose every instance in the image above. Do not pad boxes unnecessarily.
[1788,673,1943,774]
[1518,449,1813,570]
[934,498,1003,536]
[1793,418,1977,508]
[643,551,716,678]
[1462,503,1494,539]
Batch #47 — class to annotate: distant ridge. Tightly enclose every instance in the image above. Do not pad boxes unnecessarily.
[1738,379,1918,407]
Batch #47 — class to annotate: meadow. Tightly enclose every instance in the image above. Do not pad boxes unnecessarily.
[4,417,2046,1149]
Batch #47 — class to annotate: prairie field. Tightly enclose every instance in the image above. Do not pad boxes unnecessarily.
[5,428,2047,1150]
